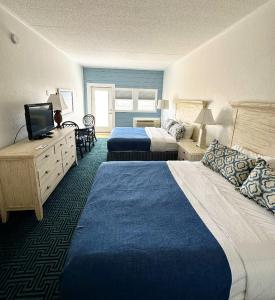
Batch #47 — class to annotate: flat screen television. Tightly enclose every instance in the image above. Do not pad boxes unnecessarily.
[24,103,55,140]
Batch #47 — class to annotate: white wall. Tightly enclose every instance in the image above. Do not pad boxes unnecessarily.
[0,5,84,148]
[163,0,275,146]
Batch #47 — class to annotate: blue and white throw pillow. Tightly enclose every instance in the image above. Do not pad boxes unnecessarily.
[239,159,275,214]
[202,139,256,187]
[165,119,177,131]
[168,123,185,141]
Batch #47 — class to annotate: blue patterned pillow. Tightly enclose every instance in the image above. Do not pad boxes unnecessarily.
[202,139,256,187]
[165,119,177,131]
[239,159,275,214]
[168,123,185,141]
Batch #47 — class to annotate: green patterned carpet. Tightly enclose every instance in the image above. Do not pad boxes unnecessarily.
[0,139,107,300]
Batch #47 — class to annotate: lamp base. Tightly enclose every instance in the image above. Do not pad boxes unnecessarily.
[197,125,206,148]
[54,110,62,129]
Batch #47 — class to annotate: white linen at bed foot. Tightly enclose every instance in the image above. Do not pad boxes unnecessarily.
[145,127,178,152]
[167,161,275,300]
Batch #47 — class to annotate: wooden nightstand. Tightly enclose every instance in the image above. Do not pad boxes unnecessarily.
[177,140,206,161]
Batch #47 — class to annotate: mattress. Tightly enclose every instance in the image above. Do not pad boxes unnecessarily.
[107,127,177,152]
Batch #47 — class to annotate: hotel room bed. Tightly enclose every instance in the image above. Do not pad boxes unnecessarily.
[61,101,275,300]
[107,127,178,161]
[61,160,275,300]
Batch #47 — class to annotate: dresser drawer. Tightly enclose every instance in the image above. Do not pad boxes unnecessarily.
[66,132,75,144]
[63,150,76,174]
[62,141,76,158]
[40,164,63,204]
[36,147,55,168]
[37,151,62,180]
[56,138,66,152]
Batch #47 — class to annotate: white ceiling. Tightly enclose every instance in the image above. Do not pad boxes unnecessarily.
[0,0,269,70]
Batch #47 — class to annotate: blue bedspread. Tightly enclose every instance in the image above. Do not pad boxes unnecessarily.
[61,161,232,300]
[107,127,151,151]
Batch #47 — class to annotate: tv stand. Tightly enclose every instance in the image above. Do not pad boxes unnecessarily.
[0,128,77,223]
[34,132,54,140]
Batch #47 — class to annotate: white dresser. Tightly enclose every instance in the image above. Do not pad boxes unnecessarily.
[0,128,77,223]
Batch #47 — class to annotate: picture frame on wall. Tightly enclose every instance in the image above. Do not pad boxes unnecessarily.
[58,88,74,115]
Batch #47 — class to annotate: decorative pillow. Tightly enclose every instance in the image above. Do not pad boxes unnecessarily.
[168,123,185,141]
[232,144,275,170]
[239,160,275,214]
[202,139,256,187]
[165,119,177,131]
[179,121,195,139]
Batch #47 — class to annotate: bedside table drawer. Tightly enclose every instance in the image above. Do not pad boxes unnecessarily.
[178,149,187,160]
[177,141,206,161]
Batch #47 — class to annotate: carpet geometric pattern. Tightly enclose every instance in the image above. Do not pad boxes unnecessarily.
[0,139,107,300]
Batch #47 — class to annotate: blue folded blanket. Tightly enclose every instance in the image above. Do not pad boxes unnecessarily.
[61,161,232,300]
[107,127,151,151]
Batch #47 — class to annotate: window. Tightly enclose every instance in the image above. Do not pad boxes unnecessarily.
[137,100,156,111]
[114,88,158,112]
[137,89,157,112]
[94,89,109,127]
[115,99,133,111]
[115,88,133,111]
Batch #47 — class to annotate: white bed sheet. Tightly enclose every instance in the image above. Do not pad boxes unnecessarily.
[145,127,178,152]
[167,161,275,300]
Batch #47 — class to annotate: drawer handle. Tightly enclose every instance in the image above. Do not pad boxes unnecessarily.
[70,144,73,148]
[69,136,72,139]
[66,162,69,166]
[65,151,68,154]
[60,143,63,146]
[44,154,49,158]
[56,159,60,163]
[57,172,61,176]
[45,170,49,174]
[46,185,50,190]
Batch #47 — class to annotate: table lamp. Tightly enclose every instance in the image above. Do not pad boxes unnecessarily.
[157,100,169,128]
[157,99,169,110]
[47,93,68,129]
[194,108,215,148]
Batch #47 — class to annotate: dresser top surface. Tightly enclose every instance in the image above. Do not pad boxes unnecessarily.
[0,128,74,159]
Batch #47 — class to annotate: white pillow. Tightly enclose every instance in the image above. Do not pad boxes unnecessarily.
[180,122,195,139]
[232,145,275,169]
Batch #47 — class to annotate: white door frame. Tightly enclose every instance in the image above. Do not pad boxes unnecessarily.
[86,83,115,131]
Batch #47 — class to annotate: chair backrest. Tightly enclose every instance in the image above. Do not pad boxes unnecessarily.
[83,114,95,127]
[62,121,79,129]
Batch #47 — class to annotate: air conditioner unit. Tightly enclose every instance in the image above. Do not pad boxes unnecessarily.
[133,118,160,128]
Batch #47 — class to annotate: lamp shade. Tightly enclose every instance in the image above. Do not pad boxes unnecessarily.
[157,99,169,110]
[194,108,215,125]
[47,93,68,111]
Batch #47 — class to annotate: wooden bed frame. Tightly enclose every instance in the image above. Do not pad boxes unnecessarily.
[107,99,207,161]
[230,101,275,157]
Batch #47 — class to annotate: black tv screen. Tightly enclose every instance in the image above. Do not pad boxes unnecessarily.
[24,103,55,140]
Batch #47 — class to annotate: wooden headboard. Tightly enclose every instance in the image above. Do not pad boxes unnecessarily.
[175,99,208,141]
[230,101,275,157]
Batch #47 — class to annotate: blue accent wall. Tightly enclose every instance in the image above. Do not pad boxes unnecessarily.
[83,68,163,127]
